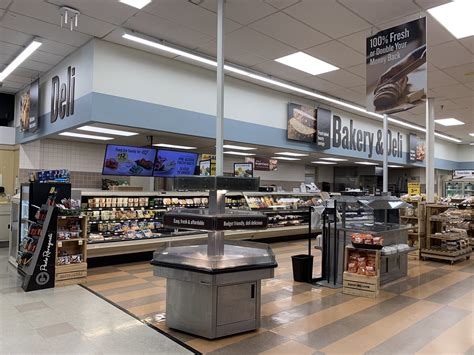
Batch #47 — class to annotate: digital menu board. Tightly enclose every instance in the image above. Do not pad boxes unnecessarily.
[102,145,156,176]
[153,150,198,177]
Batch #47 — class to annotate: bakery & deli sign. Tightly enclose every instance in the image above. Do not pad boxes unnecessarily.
[51,66,76,123]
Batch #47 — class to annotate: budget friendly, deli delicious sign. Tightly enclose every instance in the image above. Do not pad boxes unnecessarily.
[51,66,76,123]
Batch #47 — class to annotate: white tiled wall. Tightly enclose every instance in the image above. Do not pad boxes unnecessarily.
[20,139,104,173]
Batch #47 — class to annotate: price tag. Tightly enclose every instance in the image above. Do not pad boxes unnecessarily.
[408,182,420,196]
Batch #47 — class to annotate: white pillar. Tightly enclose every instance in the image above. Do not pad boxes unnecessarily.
[383,113,388,193]
[215,0,224,176]
[426,97,435,202]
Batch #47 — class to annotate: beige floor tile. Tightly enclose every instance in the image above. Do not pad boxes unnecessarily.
[36,322,77,339]
[133,271,154,278]
[117,263,151,271]
[402,272,472,299]
[15,301,49,313]
[89,278,146,292]
[449,290,474,311]
[415,313,474,354]
[320,300,443,354]
[128,300,166,317]
[259,339,316,355]
[108,286,166,303]
[86,271,129,282]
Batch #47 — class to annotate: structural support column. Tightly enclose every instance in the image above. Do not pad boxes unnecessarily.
[426,97,435,203]
[215,0,224,176]
[382,113,388,193]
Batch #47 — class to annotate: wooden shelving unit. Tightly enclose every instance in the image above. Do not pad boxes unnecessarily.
[421,204,471,264]
[399,200,425,256]
[55,215,87,286]
[343,246,380,299]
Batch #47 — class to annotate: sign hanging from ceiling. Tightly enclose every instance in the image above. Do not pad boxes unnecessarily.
[366,18,427,115]
[245,157,278,171]
[20,79,39,133]
[408,133,425,163]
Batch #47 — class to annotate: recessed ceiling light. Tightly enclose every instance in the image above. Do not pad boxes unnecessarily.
[119,0,152,9]
[222,144,256,151]
[78,126,138,136]
[59,132,113,141]
[428,0,474,39]
[312,161,336,165]
[275,52,339,75]
[355,161,379,166]
[470,143,474,146]
[0,40,42,82]
[271,156,300,161]
[153,143,197,150]
[469,133,474,137]
[224,151,256,156]
[320,157,348,162]
[388,165,404,168]
[274,152,308,157]
[434,118,465,126]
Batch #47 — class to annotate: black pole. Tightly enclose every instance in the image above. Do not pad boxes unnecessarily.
[333,200,338,285]
[308,206,312,256]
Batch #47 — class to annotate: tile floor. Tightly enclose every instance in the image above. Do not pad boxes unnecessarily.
[0,248,192,354]
[84,240,474,355]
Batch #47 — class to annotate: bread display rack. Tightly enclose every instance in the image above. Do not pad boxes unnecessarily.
[399,198,425,255]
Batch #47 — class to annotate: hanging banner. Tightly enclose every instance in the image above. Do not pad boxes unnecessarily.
[287,103,316,143]
[245,157,278,171]
[20,79,39,133]
[366,18,427,114]
[316,107,331,149]
[408,133,425,163]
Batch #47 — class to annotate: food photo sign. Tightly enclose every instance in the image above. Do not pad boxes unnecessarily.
[366,18,427,114]
[153,150,198,177]
[102,145,156,176]
[234,163,254,178]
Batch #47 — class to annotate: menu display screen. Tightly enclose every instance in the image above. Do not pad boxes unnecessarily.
[102,145,156,176]
[153,150,198,177]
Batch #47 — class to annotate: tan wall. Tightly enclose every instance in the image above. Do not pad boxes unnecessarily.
[0,145,19,195]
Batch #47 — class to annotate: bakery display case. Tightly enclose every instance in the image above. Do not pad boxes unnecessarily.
[444,181,474,200]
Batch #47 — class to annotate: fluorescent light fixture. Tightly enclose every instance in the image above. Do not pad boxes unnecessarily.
[222,144,256,151]
[355,161,378,166]
[434,118,465,126]
[470,143,474,146]
[59,132,113,141]
[119,0,151,9]
[388,165,404,168]
[78,125,138,136]
[275,52,339,75]
[0,40,42,82]
[312,161,336,165]
[274,152,308,157]
[224,151,256,156]
[469,133,474,137]
[153,143,197,150]
[428,0,474,39]
[122,31,463,143]
[320,157,348,162]
[271,156,300,161]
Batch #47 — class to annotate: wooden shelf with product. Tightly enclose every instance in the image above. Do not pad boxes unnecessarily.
[421,204,472,264]
[399,200,425,257]
[343,246,380,299]
[55,215,87,286]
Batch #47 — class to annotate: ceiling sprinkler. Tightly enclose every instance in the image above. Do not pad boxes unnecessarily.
[60,6,80,31]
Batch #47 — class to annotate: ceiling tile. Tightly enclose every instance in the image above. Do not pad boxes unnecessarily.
[284,0,371,39]
[431,83,473,100]
[144,0,241,37]
[249,12,330,50]
[460,37,474,54]
[351,85,366,94]
[123,11,214,49]
[346,63,366,78]
[318,69,365,88]
[47,0,139,25]
[19,59,52,73]
[1,12,91,47]
[222,27,295,60]
[0,0,10,9]
[3,73,31,85]
[325,87,365,104]
[413,0,451,10]
[305,40,365,69]
[428,69,459,88]
[442,63,474,84]
[429,41,473,69]
[0,25,31,45]
[425,15,456,46]
[465,82,474,91]
[451,97,474,109]
[264,0,301,10]
[339,0,419,25]
[433,99,463,112]
[197,40,267,67]
[338,28,373,55]
[28,50,64,66]
[0,41,22,56]
[200,0,277,25]
[10,0,116,38]
[296,75,342,93]
[9,67,41,79]
[251,60,310,82]
[1,80,25,89]
[38,39,78,57]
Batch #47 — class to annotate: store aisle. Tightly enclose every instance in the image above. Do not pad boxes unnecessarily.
[0,248,192,355]
[84,241,474,355]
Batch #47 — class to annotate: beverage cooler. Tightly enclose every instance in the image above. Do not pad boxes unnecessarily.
[17,183,71,267]
[444,181,474,199]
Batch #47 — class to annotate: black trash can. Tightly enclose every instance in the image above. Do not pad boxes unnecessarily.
[291,254,314,282]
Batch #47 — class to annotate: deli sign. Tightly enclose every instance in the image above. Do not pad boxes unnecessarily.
[51,66,76,123]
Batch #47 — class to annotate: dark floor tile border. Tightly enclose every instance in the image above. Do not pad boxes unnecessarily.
[79,284,201,355]
[425,275,474,304]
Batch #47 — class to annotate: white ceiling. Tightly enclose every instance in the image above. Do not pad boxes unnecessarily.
[0,0,472,142]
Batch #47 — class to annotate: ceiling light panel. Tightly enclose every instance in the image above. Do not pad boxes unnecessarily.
[355,161,378,165]
[0,40,42,82]
[434,118,465,126]
[154,143,197,150]
[222,144,256,150]
[59,132,113,140]
[271,156,300,161]
[119,0,152,9]
[224,151,256,156]
[428,0,474,39]
[275,52,339,75]
[274,152,309,157]
[320,157,348,161]
[312,161,336,165]
[78,126,138,136]
[469,133,474,137]
[388,165,404,168]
